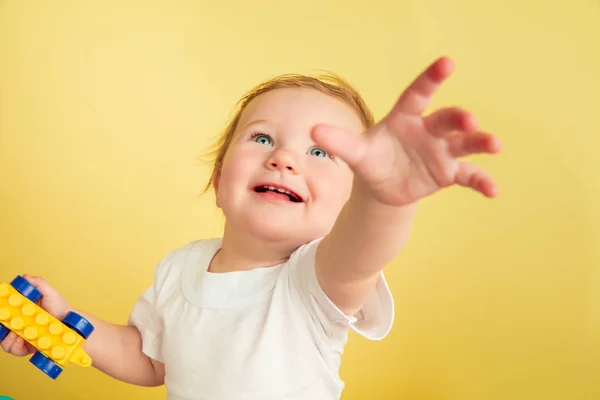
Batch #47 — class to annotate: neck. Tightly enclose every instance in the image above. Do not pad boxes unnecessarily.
[209,222,298,273]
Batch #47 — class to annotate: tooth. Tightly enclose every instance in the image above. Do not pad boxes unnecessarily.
[276,188,285,193]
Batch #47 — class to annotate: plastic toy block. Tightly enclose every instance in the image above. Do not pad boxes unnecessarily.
[0,276,94,379]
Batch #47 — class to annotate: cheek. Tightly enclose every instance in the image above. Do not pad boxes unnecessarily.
[216,154,247,204]
[307,164,352,209]
[219,148,255,185]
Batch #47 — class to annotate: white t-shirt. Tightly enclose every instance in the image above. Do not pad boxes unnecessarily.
[128,237,394,400]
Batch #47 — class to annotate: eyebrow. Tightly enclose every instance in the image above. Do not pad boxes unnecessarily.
[239,119,270,133]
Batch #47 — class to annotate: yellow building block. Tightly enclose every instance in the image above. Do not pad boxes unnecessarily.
[0,281,92,374]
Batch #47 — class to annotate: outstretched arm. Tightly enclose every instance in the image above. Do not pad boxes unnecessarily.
[313,57,502,316]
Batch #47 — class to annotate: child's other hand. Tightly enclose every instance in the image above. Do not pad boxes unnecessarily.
[0,274,72,357]
[312,57,502,206]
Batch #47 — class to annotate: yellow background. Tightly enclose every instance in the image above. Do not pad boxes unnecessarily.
[1,0,599,399]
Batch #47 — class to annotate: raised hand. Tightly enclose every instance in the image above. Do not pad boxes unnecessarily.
[312,57,501,206]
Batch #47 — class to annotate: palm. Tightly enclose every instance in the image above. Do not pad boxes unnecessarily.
[314,57,501,206]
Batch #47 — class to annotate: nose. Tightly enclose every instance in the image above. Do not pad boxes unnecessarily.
[265,149,299,174]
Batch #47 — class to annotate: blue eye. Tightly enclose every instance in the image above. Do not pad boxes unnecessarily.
[309,147,329,158]
[252,134,273,146]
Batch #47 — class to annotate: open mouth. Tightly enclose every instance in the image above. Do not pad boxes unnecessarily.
[253,184,303,203]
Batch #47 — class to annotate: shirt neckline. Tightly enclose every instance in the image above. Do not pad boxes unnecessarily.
[180,238,285,309]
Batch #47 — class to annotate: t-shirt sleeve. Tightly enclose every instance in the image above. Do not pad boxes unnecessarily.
[286,238,395,341]
[127,248,182,362]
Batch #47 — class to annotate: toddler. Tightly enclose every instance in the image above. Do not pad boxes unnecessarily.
[1,57,501,399]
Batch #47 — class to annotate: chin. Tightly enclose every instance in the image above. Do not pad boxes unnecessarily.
[244,217,314,247]
[223,207,331,248]
[249,219,298,241]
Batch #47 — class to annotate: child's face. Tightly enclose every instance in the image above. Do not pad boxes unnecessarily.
[215,87,365,247]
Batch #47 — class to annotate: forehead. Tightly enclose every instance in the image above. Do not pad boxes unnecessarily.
[236,87,365,135]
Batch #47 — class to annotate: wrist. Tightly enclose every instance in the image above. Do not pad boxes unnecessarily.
[53,302,75,321]
[348,181,418,222]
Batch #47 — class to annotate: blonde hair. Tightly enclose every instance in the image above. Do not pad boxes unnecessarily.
[203,73,374,193]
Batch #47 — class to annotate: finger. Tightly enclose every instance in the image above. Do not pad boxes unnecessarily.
[391,56,454,117]
[23,274,56,296]
[311,124,367,168]
[423,107,478,138]
[25,341,36,354]
[447,132,502,158]
[455,162,499,197]
[10,336,32,357]
[1,331,17,352]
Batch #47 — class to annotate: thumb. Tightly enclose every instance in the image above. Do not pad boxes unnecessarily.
[23,274,58,297]
[311,124,367,168]
[23,274,70,319]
